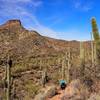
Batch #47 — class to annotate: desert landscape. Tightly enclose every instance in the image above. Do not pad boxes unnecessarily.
[0,18,100,100]
[0,0,100,100]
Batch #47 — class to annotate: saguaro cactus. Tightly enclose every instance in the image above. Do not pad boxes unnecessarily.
[64,48,71,83]
[91,18,100,42]
[61,58,65,80]
[80,41,85,78]
[90,32,97,67]
[67,48,71,83]
[91,17,100,62]
[41,68,48,87]
[6,57,12,100]
[80,41,84,60]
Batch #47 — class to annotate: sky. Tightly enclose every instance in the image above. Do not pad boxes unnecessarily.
[0,0,100,40]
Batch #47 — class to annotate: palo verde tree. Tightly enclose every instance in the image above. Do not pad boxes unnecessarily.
[91,17,100,63]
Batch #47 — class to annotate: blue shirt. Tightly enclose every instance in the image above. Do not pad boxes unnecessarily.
[59,80,66,85]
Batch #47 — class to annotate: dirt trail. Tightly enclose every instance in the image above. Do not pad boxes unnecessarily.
[47,89,66,100]
[47,79,82,100]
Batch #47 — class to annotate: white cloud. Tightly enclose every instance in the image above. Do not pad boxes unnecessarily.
[71,0,93,12]
[44,16,64,28]
[0,0,40,23]
[0,0,42,17]
[0,0,59,39]
[33,24,59,38]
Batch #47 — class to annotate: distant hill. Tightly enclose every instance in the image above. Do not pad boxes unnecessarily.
[0,19,84,60]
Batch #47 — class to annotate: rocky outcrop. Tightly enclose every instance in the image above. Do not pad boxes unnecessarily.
[0,19,22,30]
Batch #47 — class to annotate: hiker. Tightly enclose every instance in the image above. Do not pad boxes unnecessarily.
[8,59,12,67]
[59,80,66,90]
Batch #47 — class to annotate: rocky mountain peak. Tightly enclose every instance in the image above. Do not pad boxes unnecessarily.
[6,19,21,26]
[0,19,41,41]
[0,19,23,30]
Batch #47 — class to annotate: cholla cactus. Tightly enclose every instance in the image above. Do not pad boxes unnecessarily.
[91,17,100,62]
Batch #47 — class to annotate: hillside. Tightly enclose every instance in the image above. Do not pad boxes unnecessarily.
[0,19,99,100]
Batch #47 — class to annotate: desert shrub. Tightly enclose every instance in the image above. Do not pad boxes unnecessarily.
[25,80,40,96]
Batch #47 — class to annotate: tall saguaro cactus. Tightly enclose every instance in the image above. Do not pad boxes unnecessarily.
[92,18,100,42]
[67,48,71,83]
[90,32,97,67]
[80,41,85,78]
[6,56,12,100]
[61,58,65,80]
[41,67,48,87]
[91,17,100,63]
[80,41,84,60]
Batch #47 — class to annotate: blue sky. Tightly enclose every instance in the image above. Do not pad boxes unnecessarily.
[0,0,100,40]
